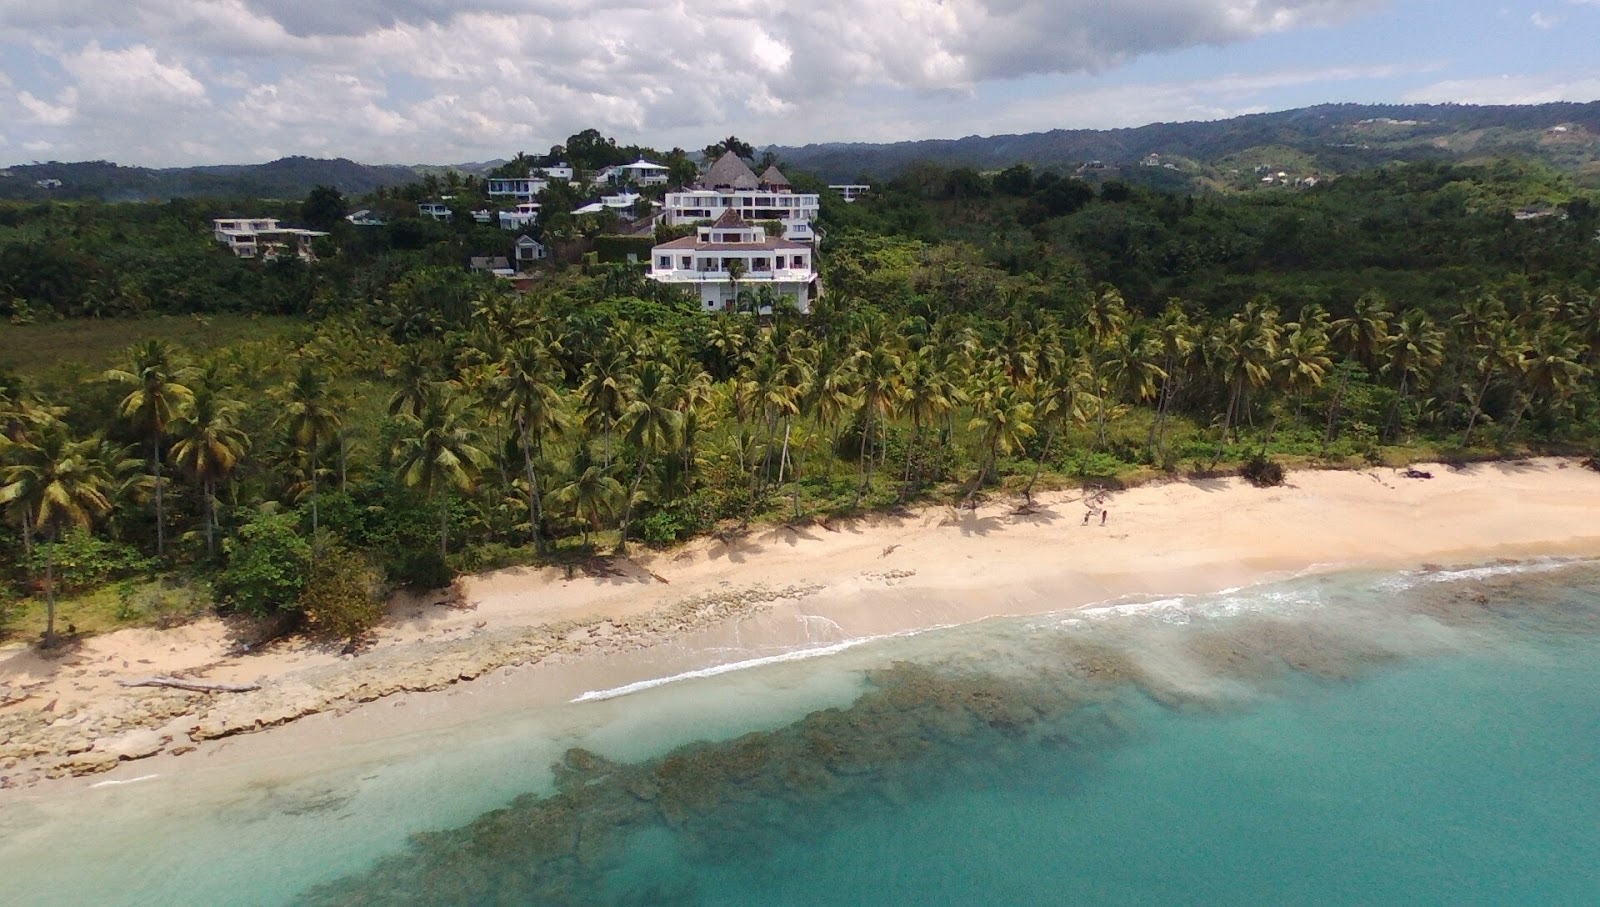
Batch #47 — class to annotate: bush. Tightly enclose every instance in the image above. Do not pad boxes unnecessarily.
[1242,454,1285,487]
[390,549,454,591]
[298,544,383,639]
[22,529,151,595]
[216,512,311,616]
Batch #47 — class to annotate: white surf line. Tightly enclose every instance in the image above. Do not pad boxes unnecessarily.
[90,774,160,789]
[570,627,955,704]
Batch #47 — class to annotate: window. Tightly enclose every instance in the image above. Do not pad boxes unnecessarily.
[680,256,692,269]
[658,256,671,269]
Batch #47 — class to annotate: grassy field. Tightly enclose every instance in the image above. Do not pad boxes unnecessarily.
[0,313,307,376]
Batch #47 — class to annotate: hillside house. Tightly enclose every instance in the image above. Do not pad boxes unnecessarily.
[498,202,541,230]
[212,218,327,261]
[418,202,453,221]
[487,173,550,202]
[597,159,670,187]
[828,184,870,202]
[647,210,819,314]
[470,256,514,277]
[346,209,386,226]
[515,235,549,265]
[664,151,819,242]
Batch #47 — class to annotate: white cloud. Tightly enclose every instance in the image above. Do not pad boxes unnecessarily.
[1530,11,1563,27]
[0,0,1393,164]
[1402,72,1600,105]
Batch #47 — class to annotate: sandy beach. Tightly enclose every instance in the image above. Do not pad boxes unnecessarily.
[4,458,1600,793]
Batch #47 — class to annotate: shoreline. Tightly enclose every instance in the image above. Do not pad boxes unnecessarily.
[4,457,1600,794]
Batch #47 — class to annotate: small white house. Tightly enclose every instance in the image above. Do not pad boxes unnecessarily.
[498,202,541,230]
[346,209,386,226]
[647,210,819,314]
[418,202,453,221]
[537,163,575,181]
[606,159,670,187]
[828,184,870,203]
[515,234,548,265]
[212,218,327,261]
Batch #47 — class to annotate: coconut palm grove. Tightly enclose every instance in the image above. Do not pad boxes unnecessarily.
[3,136,1599,646]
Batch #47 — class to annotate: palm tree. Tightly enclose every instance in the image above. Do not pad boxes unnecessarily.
[387,343,440,421]
[0,425,115,646]
[1026,351,1094,499]
[849,337,903,505]
[1147,300,1197,459]
[495,339,569,553]
[965,366,1035,503]
[274,360,341,534]
[1331,292,1392,375]
[897,346,961,501]
[1502,326,1591,441]
[1381,309,1445,441]
[615,361,685,552]
[104,339,194,558]
[552,459,623,548]
[1208,298,1280,465]
[393,385,489,557]
[579,346,629,468]
[169,380,249,557]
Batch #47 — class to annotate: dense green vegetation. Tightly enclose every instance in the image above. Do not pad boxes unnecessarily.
[3,147,1599,648]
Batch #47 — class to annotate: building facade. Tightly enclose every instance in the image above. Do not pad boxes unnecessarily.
[647,211,819,314]
[663,151,819,243]
[212,218,327,260]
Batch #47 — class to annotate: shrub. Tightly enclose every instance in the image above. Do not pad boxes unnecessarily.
[1242,454,1285,488]
[391,549,454,591]
[23,529,151,595]
[216,512,311,616]
[298,544,383,639]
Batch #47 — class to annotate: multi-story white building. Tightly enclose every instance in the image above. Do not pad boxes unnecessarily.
[828,184,870,202]
[418,202,453,221]
[212,218,327,260]
[647,210,819,314]
[486,174,549,202]
[497,202,541,230]
[664,152,819,242]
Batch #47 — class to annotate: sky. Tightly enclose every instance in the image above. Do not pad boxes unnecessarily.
[0,0,1597,167]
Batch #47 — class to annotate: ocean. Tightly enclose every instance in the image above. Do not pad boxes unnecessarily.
[3,559,1598,906]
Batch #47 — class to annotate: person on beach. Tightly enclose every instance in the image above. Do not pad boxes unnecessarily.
[1083,511,1091,525]
[1101,510,1108,526]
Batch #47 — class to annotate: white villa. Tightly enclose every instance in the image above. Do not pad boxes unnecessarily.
[828,184,870,202]
[664,152,819,242]
[418,202,453,221]
[571,190,647,216]
[597,159,670,187]
[647,210,819,314]
[498,202,541,230]
[212,218,327,261]
[486,174,549,202]
[515,234,549,265]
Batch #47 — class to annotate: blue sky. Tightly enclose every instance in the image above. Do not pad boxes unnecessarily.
[0,1,1596,166]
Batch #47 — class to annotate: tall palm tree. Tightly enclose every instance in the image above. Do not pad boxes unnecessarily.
[897,345,961,501]
[1147,301,1197,459]
[1026,350,1094,498]
[849,338,903,505]
[1502,326,1590,440]
[0,425,116,645]
[1208,298,1280,465]
[1381,309,1445,441]
[393,385,489,557]
[965,366,1035,502]
[495,338,569,553]
[616,360,685,553]
[1331,292,1393,375]
[274,360,342,534]
[579,346,629,468]
[553,459,623,548]
[169,380,249,557]
[104,339,194,558]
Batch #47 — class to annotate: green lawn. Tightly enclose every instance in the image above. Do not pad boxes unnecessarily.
[0,314,307,376]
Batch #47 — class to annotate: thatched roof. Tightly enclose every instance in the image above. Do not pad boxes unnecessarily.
[697,151,758,190]
[758,165,790,187]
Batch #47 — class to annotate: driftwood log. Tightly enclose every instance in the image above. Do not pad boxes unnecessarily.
[116,676,260,694]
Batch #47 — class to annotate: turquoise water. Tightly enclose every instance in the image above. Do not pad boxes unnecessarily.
[4,561,1599,905]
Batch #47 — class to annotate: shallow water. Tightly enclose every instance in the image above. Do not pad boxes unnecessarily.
[4,560,1599,906]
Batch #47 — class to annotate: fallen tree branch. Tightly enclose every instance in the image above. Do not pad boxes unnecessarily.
[117,677,260,694]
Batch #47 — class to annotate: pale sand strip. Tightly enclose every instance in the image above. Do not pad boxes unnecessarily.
[3,458,1599,791]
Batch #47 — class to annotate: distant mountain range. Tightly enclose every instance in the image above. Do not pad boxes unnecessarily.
[4,101,1599,203]
[771,101,1600,187]
[0,156,421,203]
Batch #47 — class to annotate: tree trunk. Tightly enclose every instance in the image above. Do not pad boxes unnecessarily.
[310,448,320,536]
[1024,427,1058,502]
[153,436,165,557]
[1212,375,1244,467]
[854,409,874,506]
[617,455,649,554]
[43,535,57,648]
[438,490,449,557]
[1323,370,1349,447]
[204,477,216,558]
[339,432,348,493]
[898,419,922,503]
[521,428,545,554]
[1460,370,1495,447]
[777,419,793,486]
